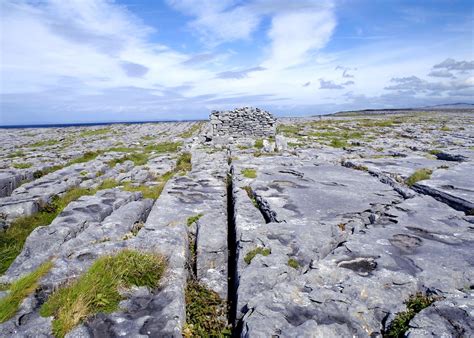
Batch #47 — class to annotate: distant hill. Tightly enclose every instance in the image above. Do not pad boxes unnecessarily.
[328,103,474,117]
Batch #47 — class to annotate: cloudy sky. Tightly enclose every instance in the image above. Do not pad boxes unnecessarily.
[0,0,473,125]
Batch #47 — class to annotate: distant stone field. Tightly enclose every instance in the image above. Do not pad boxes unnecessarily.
[0,109,473,337]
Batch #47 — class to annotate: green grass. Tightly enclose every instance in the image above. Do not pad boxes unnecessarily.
[187,213,204,226]
[244,247,271,265]
[122,179,169,200]
[6,151,25,159]
[428,149,441,155]
[78,128,110,138]
[0,261,53,323]
[176,152,192,173]
[287,258,300,269]
[179,123,202,138]
[28,139,59,148]
[405,168,433,186]
[108,152,150,167]
[141,135,154,141]
[0,187,97,274]
[184,280,230,337]
[97,179,120,190]
[440,125,451,132]
[277,124,300,136]
[40,250,165,338]
[241,168,257,179]
[384,293,438,338]
[33,165,65,179]
[12,162,32,169]
[68,151,102,165]
[254,139,264,149]
[145,141,182,153]
[106,146,139,153]
[330,138,348,148]
[356,119,395,128]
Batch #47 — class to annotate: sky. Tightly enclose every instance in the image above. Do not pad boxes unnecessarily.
[0,0,473,125]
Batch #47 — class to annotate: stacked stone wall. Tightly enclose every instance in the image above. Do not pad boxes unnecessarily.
[210,107,276,137]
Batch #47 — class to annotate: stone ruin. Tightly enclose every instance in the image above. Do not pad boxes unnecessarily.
[209,107,276,138]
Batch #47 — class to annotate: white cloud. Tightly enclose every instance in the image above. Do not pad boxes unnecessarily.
[264,5,336,69]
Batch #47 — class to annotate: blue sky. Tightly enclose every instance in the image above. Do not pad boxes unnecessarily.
[0,0,473,125]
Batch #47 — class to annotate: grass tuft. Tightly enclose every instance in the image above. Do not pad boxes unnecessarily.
[244,247,271,265]
[241,168,257,179]
[0,261,53,323]
[384,292,439,338]
[176,152,192,173]
[405,168,432,186]
[254,139,264,149]
[287,258,300,269]
[40,250,165,338]
[330,138,348,148]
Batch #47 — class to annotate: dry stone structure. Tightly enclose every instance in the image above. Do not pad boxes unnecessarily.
[210,107,276,138]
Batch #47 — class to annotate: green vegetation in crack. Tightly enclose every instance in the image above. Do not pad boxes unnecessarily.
[244,247,271,265]
[242,186,258,208]
[184,280,230,337]
[0,261,53,323]
[384,292,439,338]
[405,168,432,186]
[40,250,165,338]
[187,213,204,226]
[12,162,32,169]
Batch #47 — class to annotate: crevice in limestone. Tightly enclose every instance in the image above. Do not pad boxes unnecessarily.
[253,192,280,223]
[226,164,239,336]
[411,183,474,215]
[341,160,415,199]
